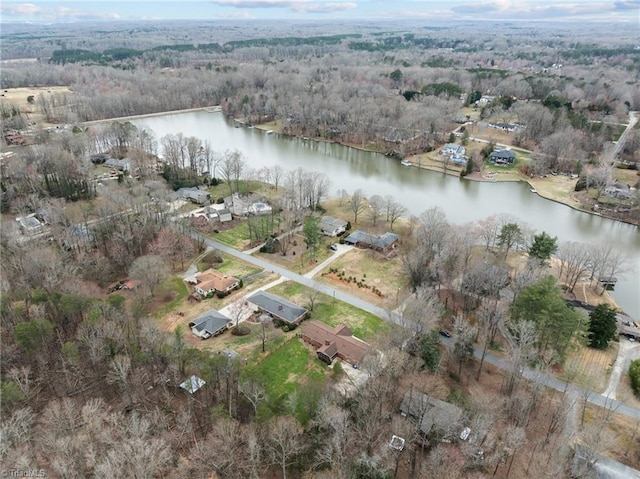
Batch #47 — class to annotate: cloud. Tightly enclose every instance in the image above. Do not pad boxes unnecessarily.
[211,0,357,13]
[449,1,635,19]
[293,2,357,12]
[1,2,120,20]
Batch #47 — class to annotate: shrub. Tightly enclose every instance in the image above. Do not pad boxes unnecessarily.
[630,359,640,398]
[231,324,250,336]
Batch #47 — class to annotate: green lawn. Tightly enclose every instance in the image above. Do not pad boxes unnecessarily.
[217,257,262,279]
[268,281,388,341]
[154,276,189,317]
[212,222,250,249]
[250,338,327,423]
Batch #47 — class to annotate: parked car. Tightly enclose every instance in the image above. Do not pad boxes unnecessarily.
[439,330,452,338]
[329,243,338,251]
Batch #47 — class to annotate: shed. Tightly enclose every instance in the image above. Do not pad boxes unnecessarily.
[179,375,206,394]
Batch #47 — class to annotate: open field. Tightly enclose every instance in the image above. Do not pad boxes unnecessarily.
[316,248,406,310]
[561,343,618,392]
[1,86,73,128]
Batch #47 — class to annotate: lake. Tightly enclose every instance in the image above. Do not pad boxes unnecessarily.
[132,110,639,316]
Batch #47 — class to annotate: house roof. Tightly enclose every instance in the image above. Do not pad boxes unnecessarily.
[195,269,239,293]
[320,216,347,231]
[179,375,206,394]
[189,309,232,334]
[400,390,463,437]
[490,150,516,160]
[218,208,232,216]
[344,230,399,250]
[302,320,371,365]
[247,291,307,324]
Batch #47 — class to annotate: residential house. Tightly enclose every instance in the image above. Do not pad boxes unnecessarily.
[301,320,371,367]
[320,216,348,237]
[190,269,240,297]
[224,192,272,216]
[476,95,496,105]
[442,143,466,157]
[189,309,232,339]
[104,158,131,172]
[224,192,247,216]
[16,214,44,236]
[178,187,211,205]
[605,182,633,200]
[218,208,232,223]
[489,149,516,165]
[246,290,308,327]
[248,202,273,215]
[343,230,399,253]
[400,390,464,439]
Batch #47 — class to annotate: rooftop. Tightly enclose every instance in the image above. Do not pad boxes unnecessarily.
[195,269,239,293]
[247,290,307,324]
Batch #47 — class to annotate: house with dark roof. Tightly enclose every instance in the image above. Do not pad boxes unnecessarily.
[489,149,516,165]
[343,230,399,253]
[301,320,371,367]
[189,309,232,339]
[246,291,308,326]
[320,216,348,237]
[400,390,464,439]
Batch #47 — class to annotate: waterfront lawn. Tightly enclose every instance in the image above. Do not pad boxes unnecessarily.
[267,281,387,341]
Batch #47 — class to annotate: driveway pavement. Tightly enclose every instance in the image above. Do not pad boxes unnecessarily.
[603,337,640,400]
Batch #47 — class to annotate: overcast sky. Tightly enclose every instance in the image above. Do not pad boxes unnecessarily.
[1,0,638,22]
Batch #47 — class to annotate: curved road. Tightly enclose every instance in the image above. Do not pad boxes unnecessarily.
[192,230,640,420]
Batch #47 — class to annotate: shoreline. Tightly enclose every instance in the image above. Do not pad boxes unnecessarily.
[78,109,636,228]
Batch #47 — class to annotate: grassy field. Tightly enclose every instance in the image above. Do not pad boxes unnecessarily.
[268,281,388,341]
[154,276,189,317]
[1,86,73,127]
[316,248,406,310]
[559,343,618,392]
[216,255,263,279]
[248,338,328,423]
[212,222,251,249]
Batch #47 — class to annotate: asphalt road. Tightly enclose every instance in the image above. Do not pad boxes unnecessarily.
[193,230,640,420]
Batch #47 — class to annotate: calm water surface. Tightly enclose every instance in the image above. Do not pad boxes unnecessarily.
[133,111,640,316]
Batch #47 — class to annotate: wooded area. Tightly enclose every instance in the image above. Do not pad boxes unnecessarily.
[1,18,639,479]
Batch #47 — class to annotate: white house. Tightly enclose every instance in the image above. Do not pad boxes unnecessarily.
[320,216,348,237]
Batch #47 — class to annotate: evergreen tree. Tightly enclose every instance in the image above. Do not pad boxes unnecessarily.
[588,304,617,350]
[528,231,558,262]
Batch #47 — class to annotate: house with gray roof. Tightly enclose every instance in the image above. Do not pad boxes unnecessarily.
[320,216,348,237]
[442,143,466,157]
[343,230,399,253]
[178,187,211,205]
[489,149,516,165]
[400,390,464,439]
[247,291,308,326]
[189,309,232,339]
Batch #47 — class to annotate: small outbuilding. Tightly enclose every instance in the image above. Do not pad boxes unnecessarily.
[179,375,206,394]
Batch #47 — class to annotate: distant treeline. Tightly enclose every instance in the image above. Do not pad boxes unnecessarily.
[49,34,364,64]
